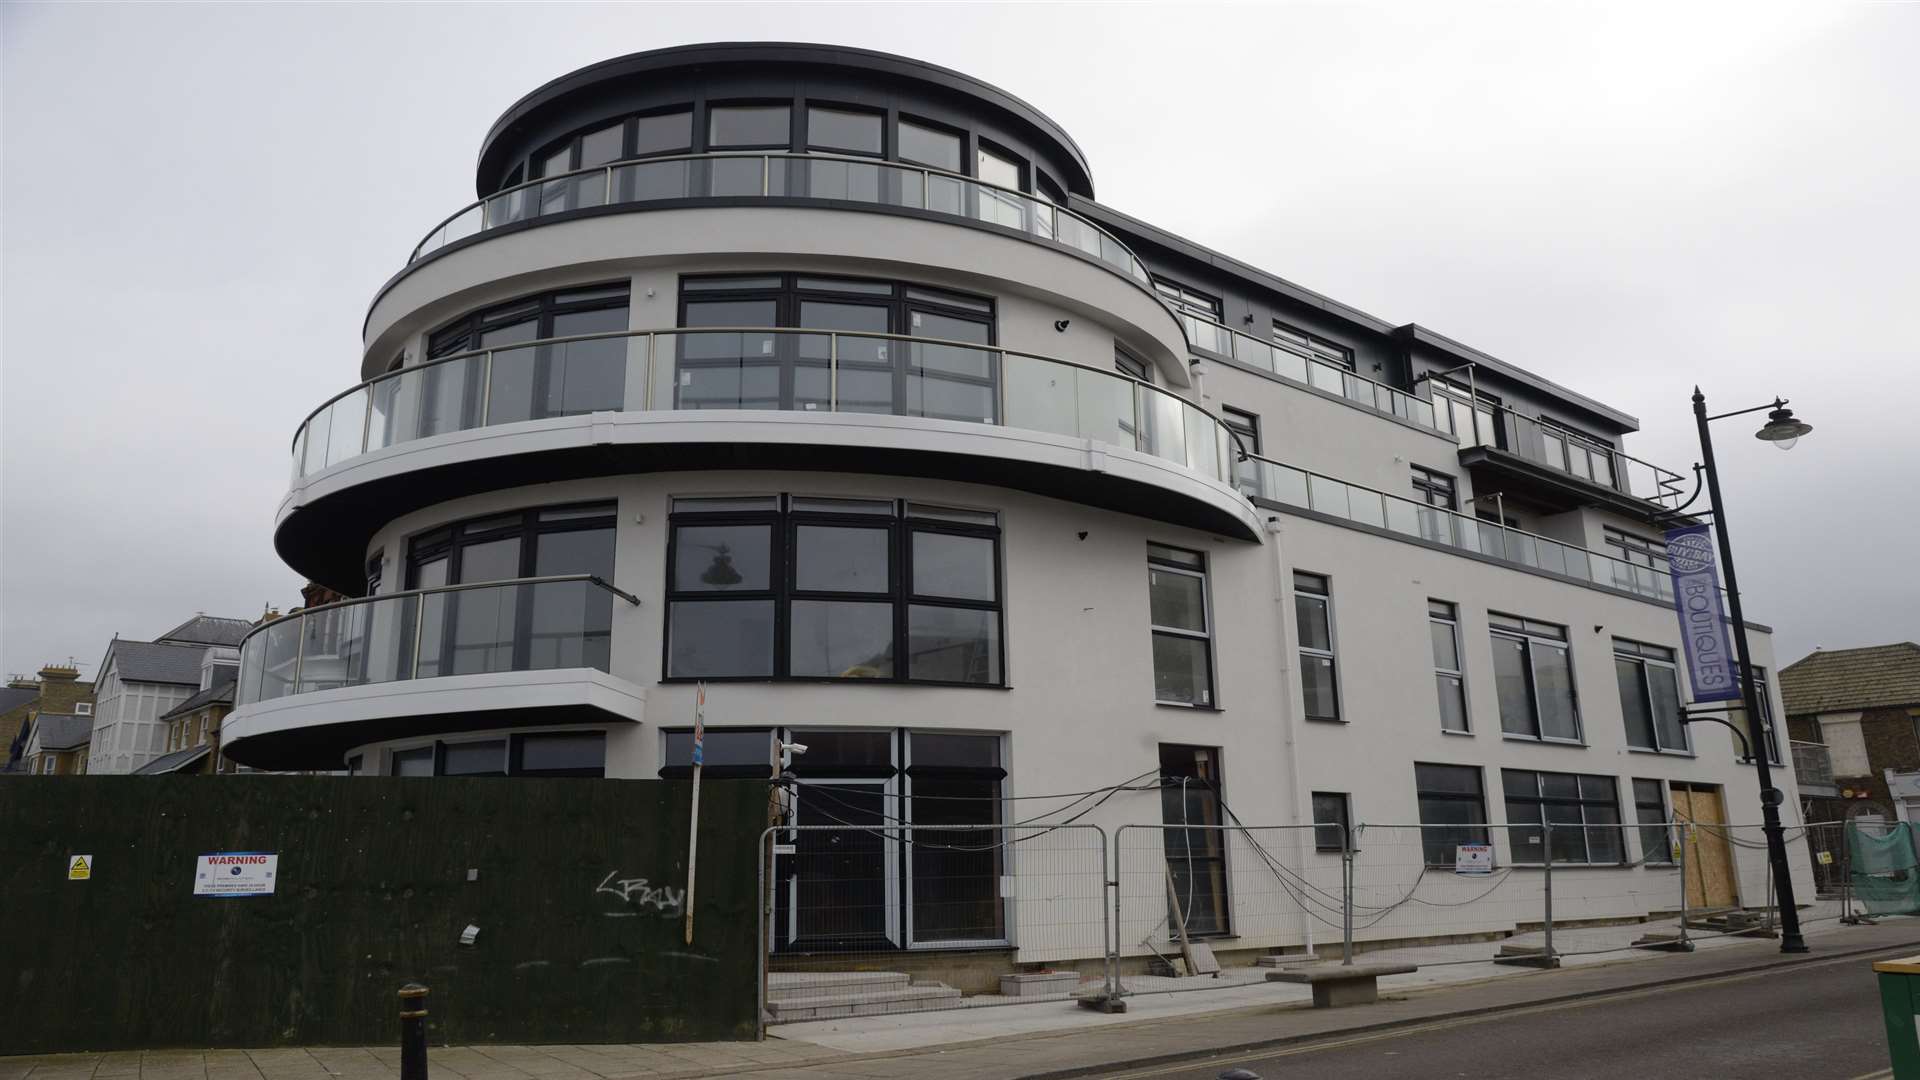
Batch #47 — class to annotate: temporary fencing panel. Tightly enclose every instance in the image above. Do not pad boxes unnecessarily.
[1851,820,1920,916]
[1345,823,1552,967]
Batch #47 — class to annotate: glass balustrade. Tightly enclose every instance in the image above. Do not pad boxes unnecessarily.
[1506,413,1686,510]
[1181,314,1441,432]
[409,152,1156,291]
[1238,455,1678,604]
[234,576,634,708]
[288,329,1240,490]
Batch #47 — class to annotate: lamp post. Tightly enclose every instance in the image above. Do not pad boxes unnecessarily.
[1689,389,1812,953]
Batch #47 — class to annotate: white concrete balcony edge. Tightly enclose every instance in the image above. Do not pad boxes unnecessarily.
[276,408,1266,540]
[223,668,647,761]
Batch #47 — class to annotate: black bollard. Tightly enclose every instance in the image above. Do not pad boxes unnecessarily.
[399,983,429,1080]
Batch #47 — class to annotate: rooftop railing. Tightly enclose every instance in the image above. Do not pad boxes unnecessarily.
[233,575,640,709]
[290,326,1243,492]
[408,150,1156,291]
[1237,453,1678,603]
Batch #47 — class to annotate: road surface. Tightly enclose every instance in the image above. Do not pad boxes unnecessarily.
[1115,948,1895,1080]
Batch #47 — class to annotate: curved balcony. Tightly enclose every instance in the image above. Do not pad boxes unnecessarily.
[281,327,1261,590]
[224,575,643,769]
[406,150,1154,297]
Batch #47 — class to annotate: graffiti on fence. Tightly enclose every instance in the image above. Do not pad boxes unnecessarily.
[596,870,686,916]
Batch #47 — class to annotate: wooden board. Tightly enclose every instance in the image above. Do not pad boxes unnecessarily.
[1673,783,1740,910]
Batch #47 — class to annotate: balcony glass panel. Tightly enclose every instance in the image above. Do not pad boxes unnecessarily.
[321,389,367,470]
[1077,367,1140,450]
[235,579,624,708]
[1307,475,1350,519]
[1306,358,1345,396]
[1002,354,1078,439]
[1141,390,1187,466]
[1182,402,1222,481]
[302,406,331,478]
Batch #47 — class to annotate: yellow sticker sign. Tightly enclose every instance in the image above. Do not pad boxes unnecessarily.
[1816,851,1834,866]
[67,855,92,881]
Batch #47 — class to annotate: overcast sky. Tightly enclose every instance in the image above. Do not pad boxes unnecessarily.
[2,2,1914,682]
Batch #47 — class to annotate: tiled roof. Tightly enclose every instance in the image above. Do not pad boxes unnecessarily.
[32,713,94,751]
[160,673,237,720]
[156,615,253,648]
[0,686,38,716]
[107,641,209,686]
[1780,642,1920,715]
[133,744,210,775]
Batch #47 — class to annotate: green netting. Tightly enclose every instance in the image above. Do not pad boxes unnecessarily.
[1849,821,1920,915]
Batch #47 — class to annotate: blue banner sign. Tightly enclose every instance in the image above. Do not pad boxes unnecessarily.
[1664,525,1742,702]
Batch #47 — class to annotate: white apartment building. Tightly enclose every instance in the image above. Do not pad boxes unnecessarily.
[88,616,248,774]
[225,43,1812,966]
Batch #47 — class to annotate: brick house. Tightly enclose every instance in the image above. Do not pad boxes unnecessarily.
[3,665,97,775]
[1781,642,1920,827]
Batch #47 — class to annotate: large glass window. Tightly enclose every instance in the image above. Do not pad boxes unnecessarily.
[1148,544,1213,706]
[1294,572,1339,721]
[1633,779,1675,865]
[707,103,791,149]
[1223,407,1260,495]
[898,118,962,172]
[806,106,883,155]
[385,732,604,778]
[1411,466,1457,511]
[1615,639,1690,754]
[404,503,616,677]
[634,109,694,157]
[665,496,1001,685]
[1490,613,1580,742]
[675,273,995,418]
[1604,527,1668,570]
[415,285,629,437]
[1272,321,1353,371]
[1160,745,1229,936]
[1502,770,1624,866]
[1431,600,1469,733]
[1414,763,1489,867]
[976,144,1021,189]
[1430,382,1498,450]
[1153,277,1223,326]
[907,731,1006,944]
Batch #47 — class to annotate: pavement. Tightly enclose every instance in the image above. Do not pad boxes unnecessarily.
[4,914,1913,1080]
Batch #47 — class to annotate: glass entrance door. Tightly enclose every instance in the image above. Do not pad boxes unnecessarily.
[784,780,900,949]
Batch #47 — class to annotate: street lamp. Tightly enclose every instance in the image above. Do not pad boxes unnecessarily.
[1678,389,1812,953]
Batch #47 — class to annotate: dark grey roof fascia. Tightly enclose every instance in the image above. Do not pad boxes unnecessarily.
[1398,325,1640,432]
[477,42,1095,198]
[1069,198,1398,335]
[1072,199,1642,435]
[133,744,211,776]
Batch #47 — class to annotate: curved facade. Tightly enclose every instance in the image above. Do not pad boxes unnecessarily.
[233,43,1811,976]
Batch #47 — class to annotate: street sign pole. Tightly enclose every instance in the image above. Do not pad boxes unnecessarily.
[684,681,706,946]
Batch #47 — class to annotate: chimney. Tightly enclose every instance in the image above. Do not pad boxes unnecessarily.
[37,664,79,683]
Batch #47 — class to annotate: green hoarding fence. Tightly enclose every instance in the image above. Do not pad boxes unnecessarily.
[0,777,765,1054]
[1851,820,1920,916]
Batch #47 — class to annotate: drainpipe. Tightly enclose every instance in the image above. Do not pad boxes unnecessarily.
[1265,513,1316,958]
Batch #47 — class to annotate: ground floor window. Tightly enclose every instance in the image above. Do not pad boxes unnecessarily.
[1633,778,1675,865]
[660,726,1006,951]
[382,730,606,777]
[1501,769,1624,865]
[1414,763,1489,867]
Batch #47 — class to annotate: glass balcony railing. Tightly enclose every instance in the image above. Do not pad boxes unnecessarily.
[1505,413,1688,511]
[290,327,1242,491]
[408,151,1155,291]
[234,576,640,708]
[1237,454,1678,603]
[1176,313,1443,431]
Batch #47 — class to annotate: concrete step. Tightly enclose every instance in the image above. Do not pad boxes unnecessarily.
[1256,951,1321,968]
[765,982,964,1023]
[766,970,912,1002]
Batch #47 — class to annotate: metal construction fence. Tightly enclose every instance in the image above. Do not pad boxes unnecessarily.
[753,817,1882,1025]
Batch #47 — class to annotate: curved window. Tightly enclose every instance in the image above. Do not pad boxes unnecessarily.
[898,117,962,173]
[708,103,792,149]
[807,106,884,156]
[415,286,629,434]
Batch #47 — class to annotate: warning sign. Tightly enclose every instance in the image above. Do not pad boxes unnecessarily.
[67,855,91,880]
[1454,843,1494,875]
[1816,851,1834,866]
[194,852,279,897]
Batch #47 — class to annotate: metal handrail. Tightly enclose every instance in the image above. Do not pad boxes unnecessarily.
[1239,451,1687,601]
[405,149,1158,287]
[233,573,638,652]
[1183,312,1435,427]
[290,325,1248,479]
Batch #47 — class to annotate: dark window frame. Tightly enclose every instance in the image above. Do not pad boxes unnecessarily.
[1413,762,1490,868]
[1160,743,1231,937]
[1614,638,1692,755]
[1311,791,1351,853]
[384,731,607,778]
[802,102,887,157]
[675,272,997,416]
[1502,769,1625,867]
[1489,612,1582,743]
[1411,466,1458,511]
[896,114,966,173]
[1737,666,1784,766]
[1603,526,1668,570]
[1633,778,1675,865]
[1151,276,1223,324]
[662,496,1005,688]
[1147,543,1216,708]
[704,99,797,151]
[1431,599,1470,734]
[1294,571,1340,722]
[426,283,631,360]
[1271,320,1354,371]
[525,106,697,183]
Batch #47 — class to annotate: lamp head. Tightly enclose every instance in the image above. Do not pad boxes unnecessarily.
[1755,403,1812,451]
